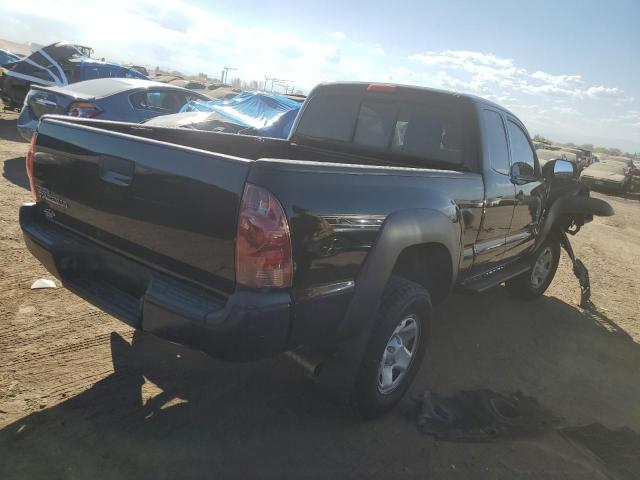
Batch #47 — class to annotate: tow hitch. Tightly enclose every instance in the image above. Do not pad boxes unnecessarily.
[558,229,590,306]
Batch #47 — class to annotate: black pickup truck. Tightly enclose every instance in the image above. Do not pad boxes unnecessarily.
[20,82,613,417]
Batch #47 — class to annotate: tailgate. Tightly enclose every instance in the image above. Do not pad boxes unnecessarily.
[33,116,250,292]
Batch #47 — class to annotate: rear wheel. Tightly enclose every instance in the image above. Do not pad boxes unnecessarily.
[354,276,431,418]
[505,238,561,300]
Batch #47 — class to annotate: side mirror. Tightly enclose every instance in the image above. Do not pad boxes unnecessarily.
[542,159,576,180]
[553,159,576,178]
[510,161,536,184]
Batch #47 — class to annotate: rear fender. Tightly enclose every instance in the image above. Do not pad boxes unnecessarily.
[315,208,462,398]
[339,208,462,338]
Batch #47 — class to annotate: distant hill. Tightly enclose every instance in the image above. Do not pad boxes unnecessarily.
[0,38,31,56]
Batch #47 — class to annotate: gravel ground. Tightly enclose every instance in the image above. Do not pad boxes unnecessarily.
[1,108,639,479]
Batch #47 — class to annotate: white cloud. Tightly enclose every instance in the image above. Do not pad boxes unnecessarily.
[409,50,516,69]
[372,47,385,55]
[408,50,526,87]
[0,0,388,89]
[516,82,582,97]
[586,85,626,99]
[408,49,627,102]
[329,31,346,39]
[530,71,583,87]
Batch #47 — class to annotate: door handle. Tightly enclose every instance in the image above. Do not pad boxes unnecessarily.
[516,190,524,202]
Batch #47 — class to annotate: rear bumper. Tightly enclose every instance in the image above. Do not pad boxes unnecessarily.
[20,204,292,361]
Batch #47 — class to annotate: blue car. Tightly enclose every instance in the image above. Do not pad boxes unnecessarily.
[17,78,210,141]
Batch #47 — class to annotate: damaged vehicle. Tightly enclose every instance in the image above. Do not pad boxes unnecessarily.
[17,78,209,141]
[20,82,612,418]
[580,157,639,193]
[0,49,21,67]
[0,42,148,110]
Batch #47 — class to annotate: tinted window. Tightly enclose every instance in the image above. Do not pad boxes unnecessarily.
[297,95,469,166]
[130,90,187,113]
[353,101,398,148]
[296,95,361,142]
[391,104,465,164]
[482,110,510,174]
[507,120,536,177]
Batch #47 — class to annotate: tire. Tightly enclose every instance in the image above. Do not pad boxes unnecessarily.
[354,276,432,419]
[505,238,561,300]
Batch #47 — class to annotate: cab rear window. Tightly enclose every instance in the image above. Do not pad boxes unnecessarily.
[295,95,361,142]
[295,95,470,166]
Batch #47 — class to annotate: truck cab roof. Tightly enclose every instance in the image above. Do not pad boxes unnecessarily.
[307,81,520,119]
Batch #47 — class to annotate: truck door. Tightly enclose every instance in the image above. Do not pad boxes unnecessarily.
[504,118,544,260]
[472,109,516,270]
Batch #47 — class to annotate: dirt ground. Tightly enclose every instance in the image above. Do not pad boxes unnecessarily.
[0,107,639,479]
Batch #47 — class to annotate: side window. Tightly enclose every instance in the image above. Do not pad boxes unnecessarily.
[482,110,510,175]
[507,120,536,178]
[130,90,186,114]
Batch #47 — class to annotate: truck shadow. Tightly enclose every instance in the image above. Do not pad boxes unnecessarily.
[590,186,640,201]
[2,156,29,190]
[0,118,26,143]
[1,289,639,479]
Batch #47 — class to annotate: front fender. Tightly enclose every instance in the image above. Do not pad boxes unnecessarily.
[535,194,613,250]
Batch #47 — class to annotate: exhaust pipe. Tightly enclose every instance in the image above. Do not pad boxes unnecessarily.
[285,348,324,377]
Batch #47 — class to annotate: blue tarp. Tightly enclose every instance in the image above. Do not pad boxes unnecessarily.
[180,91,301,139]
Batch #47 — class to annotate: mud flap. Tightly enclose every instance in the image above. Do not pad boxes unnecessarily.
[558,230,591,306]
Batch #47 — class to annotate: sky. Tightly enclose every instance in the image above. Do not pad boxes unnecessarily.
[1,0,639,151]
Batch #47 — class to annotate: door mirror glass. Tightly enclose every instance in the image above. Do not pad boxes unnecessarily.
[553,159,576,178]
[541,158,576,179]
[510,161,536,184]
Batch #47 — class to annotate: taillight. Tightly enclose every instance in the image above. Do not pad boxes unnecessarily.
[25,133,38,201]
[67,101,102,118]
[236,183,293,289]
